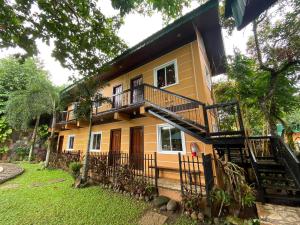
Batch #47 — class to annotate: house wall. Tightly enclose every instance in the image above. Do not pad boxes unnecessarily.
[57,36,215,180]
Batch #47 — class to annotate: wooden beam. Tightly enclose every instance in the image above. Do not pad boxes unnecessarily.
[139,106,146,115]
[114,112,130,121]
[65,123,77,130]
[77,120,89,127]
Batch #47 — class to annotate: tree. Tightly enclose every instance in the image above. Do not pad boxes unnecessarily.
[0,57,38,114]
[5,68,53,161]
[0,0,127,77]
[44,86,62,168]
[214,52,299,135]
[62,75,110,183]
[245,0,300,135]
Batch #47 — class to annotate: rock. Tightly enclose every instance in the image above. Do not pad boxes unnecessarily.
[198,212,204,221]
[144,196,150,202]
[160,205,167,212]
[213,217,219,225]
[191,212,198,220]
[167,200,178,211]
[153,196,170,207]
[135,194,140,199]
[184,211,190,217]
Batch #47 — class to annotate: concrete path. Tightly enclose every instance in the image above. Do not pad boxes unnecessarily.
[256,202,300,225]
[0,163,24,184]
[139,211,168,225]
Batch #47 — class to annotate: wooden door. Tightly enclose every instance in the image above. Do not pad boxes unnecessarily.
[109,129,122,166]
[130,127,144,170]
[131,75,143,104]
[110,129,121,153]
[112,85,123,108]
[57,136,64,153]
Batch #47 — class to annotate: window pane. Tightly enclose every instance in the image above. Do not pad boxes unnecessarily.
[69,137,74,149]
[160,127,171,151]
[95,134,101,150]
[157,68,166,88]
[170,128,183,151]
[166,64,176,85]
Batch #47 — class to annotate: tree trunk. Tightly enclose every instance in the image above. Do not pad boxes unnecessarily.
[45,102,56,167]
[81,110,93,182]
[28,115,40,162]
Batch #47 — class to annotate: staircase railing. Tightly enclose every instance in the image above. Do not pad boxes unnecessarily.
[204,101,245,137]
[272,136,300,188]
[143,84,208,132]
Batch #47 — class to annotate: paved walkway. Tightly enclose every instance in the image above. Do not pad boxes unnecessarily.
[139,211,168,225]
[0,163,24,184]
[256,202,300,225]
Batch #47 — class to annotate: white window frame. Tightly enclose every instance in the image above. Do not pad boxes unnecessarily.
[205,66,212,91]
[90,131,102,152]
[153,59,179,89]
[156,124,186,154]
[67,135,75,151]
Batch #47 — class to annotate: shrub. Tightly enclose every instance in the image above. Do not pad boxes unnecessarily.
[14,144,30,161]
[69,162,82,178]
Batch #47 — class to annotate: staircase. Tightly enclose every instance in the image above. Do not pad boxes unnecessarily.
[141,84,300,205]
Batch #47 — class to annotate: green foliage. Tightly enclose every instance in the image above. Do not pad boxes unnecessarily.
[5,64,53,130]
[214,52,299,135]
[0,1,127,77]
[69,162,82,178]
[37,124,49,141]
[0,58,36,114]
[14,146,30,161]
[0,163,147,225]
[0,116,12,154]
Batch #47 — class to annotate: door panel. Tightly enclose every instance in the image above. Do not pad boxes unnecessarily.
[110,129,121,153]
[57,136,64,153]
[109,129,122,166]
[130,127,144,170]
[131,76,143,104]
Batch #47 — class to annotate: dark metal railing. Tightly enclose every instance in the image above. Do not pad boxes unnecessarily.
[143,84,207,131]
[205,101,244,137]
[273,137,300,188]
[178,153,214,199]
[89,152,158,189]
[57,107,77,123]
[93,86,144,115]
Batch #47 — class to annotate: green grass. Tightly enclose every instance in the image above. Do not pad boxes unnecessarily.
[0,163,147,225]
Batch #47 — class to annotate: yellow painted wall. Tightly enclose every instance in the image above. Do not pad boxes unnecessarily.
[59,36,216,180]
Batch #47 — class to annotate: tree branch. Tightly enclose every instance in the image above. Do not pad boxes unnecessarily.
[277,60,300,75]
[252,20,275,73]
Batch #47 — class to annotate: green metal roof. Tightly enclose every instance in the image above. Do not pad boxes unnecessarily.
[225,0,278,30]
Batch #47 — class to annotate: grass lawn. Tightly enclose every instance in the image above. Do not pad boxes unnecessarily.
[0,163,197,225]
[0,163,148,225]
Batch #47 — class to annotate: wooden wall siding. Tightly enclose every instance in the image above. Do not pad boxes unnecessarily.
[58,116,213,180]
[59,35,216,180]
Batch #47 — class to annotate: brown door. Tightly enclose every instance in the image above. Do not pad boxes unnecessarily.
[109,129,122,166]
[131,76,143,104]
[130,126,144,170]
[57,136,64,153]
[112,85,123,108]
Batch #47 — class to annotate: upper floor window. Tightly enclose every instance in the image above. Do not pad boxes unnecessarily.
[157,124,186,154]
[90,132,102,151]
[67,135,75,150]
[154,60,178,88]
[205,66,212,90]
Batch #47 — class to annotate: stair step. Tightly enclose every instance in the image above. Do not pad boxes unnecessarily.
[263,194,300,203]
[262,184,300,191]
[258,168,286,174]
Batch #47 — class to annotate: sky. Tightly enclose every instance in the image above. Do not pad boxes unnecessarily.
[0,0,252,86]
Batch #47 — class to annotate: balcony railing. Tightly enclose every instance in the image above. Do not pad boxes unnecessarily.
[57,109,76,123]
